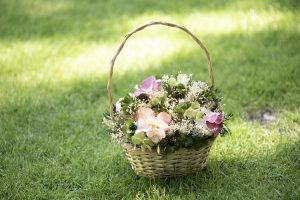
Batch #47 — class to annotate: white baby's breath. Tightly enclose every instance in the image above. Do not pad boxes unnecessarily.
[170,119,212,137]
[185,81,209,102]
[161,75,170,82]
[177,73,191,86]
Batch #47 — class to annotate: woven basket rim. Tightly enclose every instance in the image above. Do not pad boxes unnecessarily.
[120,137,216,153]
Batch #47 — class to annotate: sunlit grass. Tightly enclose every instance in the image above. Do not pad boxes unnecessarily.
[1,6,298,84]
[0,0,299,199]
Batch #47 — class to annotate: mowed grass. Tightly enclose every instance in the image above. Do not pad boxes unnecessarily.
[0,0,300,199]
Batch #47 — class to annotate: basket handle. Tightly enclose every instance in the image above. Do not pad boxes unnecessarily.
[107,21,215,117]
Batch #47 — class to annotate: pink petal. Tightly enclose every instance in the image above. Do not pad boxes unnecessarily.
[156,112,171,131]
[140,76,155,90]
[157,112,171,125]
[153,80,162,91]
[155,119,170,131]
[206,113,218,123]
[135,107,155,121]
[136,119,150,131]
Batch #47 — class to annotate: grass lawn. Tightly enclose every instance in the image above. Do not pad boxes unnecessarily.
[0,0,300,199]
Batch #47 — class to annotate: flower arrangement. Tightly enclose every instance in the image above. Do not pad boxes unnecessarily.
[104,21,232,177]
[104,73,231,154]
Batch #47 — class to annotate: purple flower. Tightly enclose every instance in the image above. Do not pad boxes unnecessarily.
[201,108,223,136]
[200,108,223,137]
[134,76,162,97]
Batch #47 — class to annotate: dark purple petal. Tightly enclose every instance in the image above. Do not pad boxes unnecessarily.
[215,113,223,124]
[206,121,222,135]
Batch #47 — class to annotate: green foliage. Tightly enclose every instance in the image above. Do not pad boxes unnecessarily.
[150,95,167,112]
[220,113,233,136]
[131,132,145,144]
[166,77,177,87]
[122,119,137,138]
[163,76,188,98]
[173,102,191,116]
[157,131,212,155]
[131,132,153,151]
[172,83,187,98]
[184,102,204,120]
[197,87,221,110]
[120,94,137,115]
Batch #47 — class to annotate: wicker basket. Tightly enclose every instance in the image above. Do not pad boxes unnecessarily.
[121,139,214,177]
[107,21,216,177]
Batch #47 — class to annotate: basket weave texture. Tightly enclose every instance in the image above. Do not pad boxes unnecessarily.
[122,140,214,177]
[108,21,217,177]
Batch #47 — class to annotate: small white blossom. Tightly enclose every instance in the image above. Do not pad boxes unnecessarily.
[185,81,209,102]
[177,74,191,86]
[152,90,166,98]
[161,75,170,82]
[170,119,212,137]
[178,99,186,104]
[116,102,122,113]
[102,117,116,130]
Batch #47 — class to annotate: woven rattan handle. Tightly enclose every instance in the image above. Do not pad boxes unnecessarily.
[107,21,215,117]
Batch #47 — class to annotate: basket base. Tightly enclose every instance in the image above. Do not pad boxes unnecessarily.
[122,141,214,177]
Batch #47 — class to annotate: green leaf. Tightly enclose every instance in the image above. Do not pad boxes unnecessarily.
[131,132,145,145]
[183,108,194,119]
[183,101,204,120]
[120,94,135,114]
[143,139,153,150]
[174,102,191,115]
[167,77,177,87]
[141,144,146,151]
[195,111,204,120]
[122,119,137,137]
[171,83,187,98]
[157,143,161,154]
[184,138,193,147]
[150,97,160,106]
[191,101,200,109]
[164,145,176,154]
[150,95,168,112]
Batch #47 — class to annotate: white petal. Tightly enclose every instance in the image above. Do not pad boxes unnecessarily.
[157,128,166,140]
[201,107,213,115]
[115,102,122,113]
